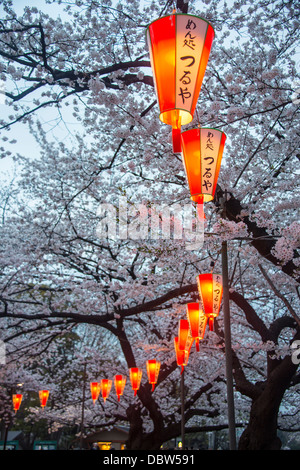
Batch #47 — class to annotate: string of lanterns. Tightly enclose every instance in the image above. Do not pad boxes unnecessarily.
[146,10,226,372]
[12,390,49,413]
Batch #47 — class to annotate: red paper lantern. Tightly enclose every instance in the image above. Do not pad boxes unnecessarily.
[197,273,223,331]
[114,375,126,402]
[146,13,214,153]
[90,382,101,404]
[12,394,22,413]
[178,319,193,351]
[146,359,161,391]
[39,390,49,408]
[186,302,208,351]
[100,379,112,403]
[181,127,226,219]
[174,336,191,374]
[129,367,143,396]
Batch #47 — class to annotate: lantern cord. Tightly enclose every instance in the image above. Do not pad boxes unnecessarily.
[152,384,155,392]
[181,366,184,375]
[134,390,137,396]
[195,338,200,352]
[209,317,214,331]
[197,201,206,220]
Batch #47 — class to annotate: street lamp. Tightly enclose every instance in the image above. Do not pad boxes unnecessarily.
[146,12,214,153]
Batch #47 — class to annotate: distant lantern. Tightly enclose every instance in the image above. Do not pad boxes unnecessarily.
[197,273,223,331]
[146,359,161,391]
[186,302,208,351]
[129,367,143,396]
[181,127,226,219]
[12,394,22,413]
[114,375,126,402]
[39,390,49,408]
[146,13,215,153]
[178,319,193,352]
[90,382,101,405]
[174,336,191,374]
[100,379,112,403]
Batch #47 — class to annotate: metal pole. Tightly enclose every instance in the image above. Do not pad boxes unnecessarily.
[221,239,237,450]
[80,362,87,450]
[180,369,185,450]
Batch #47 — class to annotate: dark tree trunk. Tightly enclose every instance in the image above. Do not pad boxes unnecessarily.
[238,347,300,450]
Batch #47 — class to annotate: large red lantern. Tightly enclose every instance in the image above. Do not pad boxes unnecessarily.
[181,127,226,219]
[146,13,215,153]
[129,367,142,396]
[146,359,161,391]
[174,336,191,374]
[100,379,112,403]
[90,382,101,404]
[186,303,208,351]
[197,273,223,331]
[39,390,49,408]
[114,375,126,402]
[12,394,22,413]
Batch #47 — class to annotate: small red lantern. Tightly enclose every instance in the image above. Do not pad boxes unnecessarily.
[100,379,112,403]
[174,336,191,374]
[129,367,143,396]
[146,13,215,153]
[90,382,101,404]
[197,273,223,331]
[178,319,193,351]
[114,375,126,402]
[146,359,161,391]
[181,127,226,219]
[186,303,208,351]
[39,390,49,408]
[12,394,22,413]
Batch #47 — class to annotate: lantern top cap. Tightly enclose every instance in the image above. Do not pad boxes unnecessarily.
[145,13,215,34]
[181,127,227,138]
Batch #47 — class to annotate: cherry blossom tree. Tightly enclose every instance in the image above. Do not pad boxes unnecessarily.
[0,0,299,450]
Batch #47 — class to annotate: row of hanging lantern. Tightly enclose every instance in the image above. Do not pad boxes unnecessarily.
[146,10,226,371]
[12,390,49,413]
[90,360,161,404]
[174,273,223,374]
[146,11,226,220]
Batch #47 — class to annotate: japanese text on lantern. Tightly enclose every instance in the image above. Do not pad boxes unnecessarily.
[175,16,207,110]
[213,274,222,312]
[202,131,214,192]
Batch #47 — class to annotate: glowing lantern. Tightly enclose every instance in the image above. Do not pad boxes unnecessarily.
[129,367,143,396]
[181,127,226,219]
[178,319,193,351]
[186,303,208,351]
[197,273,223,331]
[146,359,161,391]
[12,394,22,413]
[146,12,215,153]
[90,382,101,404]
[100,379,112,403]
[114,375,126,402]
[39,390,49,408]
[174,336,191,374]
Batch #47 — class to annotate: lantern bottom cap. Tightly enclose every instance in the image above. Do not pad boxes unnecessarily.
[191,194,213,203]
[159,109,192,127]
